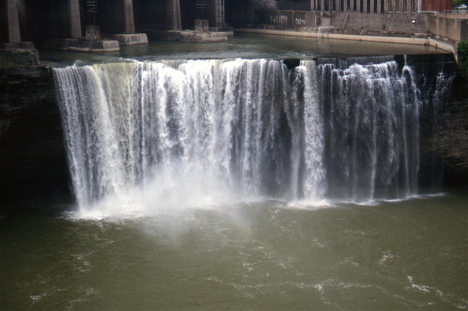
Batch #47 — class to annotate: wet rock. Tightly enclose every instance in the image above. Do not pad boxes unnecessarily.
[433,75,468,186]
[0,66,70,207]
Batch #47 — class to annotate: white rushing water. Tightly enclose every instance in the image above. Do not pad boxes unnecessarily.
[53,58,428,216]
[317,61,421,202]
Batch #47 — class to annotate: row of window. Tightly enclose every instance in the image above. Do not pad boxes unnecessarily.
[313,0,417,13]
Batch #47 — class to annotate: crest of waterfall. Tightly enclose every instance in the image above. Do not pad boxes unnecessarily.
[53,58,449,214]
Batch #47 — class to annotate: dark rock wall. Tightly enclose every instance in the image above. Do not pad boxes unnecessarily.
[0,66,69,208]
[433,76,468,186]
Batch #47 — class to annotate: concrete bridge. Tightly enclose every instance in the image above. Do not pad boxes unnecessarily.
[0,0,227,53]
[1,0,466,59]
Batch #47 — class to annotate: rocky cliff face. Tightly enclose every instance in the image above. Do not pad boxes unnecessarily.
[433,76,468,186]
[0,66,70,208]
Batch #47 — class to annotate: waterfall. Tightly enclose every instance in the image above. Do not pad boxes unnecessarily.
[53,58,447,214]
[318,61,421,202]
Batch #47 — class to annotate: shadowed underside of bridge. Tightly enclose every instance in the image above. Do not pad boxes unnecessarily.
[1,0,465,55]
[0,0,228,51]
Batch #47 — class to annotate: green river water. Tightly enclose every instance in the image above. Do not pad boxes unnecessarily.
[1,189,466,310]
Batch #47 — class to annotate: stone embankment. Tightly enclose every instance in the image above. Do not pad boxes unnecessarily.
[233,7,468,59]
[235,27,457,56]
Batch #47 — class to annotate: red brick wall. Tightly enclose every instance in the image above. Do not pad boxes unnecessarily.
[422,0,452,11]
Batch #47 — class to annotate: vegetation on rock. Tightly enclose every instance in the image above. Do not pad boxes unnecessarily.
[457,40,468,76]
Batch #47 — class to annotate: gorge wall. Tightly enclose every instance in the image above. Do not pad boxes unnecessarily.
[432,76,468,186]
[0,66,69,207]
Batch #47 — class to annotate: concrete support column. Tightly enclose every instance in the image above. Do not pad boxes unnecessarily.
[0,0,21,43]
[170,0,182,30]
[99,0,147,46]
[123,0,135,34]
[43,0,119,52]
[100,0,136,34]
[68,0,82,38]
[0,0,37,65]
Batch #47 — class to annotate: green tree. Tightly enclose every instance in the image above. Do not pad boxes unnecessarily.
[457,40,468,76]
[453,0,468,8]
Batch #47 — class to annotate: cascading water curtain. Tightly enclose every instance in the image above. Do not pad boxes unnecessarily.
[53,58,430,211]
[318,61,421,202]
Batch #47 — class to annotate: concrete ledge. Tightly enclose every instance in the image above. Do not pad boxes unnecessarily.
[235,28,455,53]
[146,30,228,43]
[210,27,234,36]
[103,33,148,46]
[43,38,120,52]
[0,42,35,50]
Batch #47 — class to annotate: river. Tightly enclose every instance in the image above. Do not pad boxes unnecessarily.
[1,189,466,310]
[39,33,447,65]
[1,34,466,310]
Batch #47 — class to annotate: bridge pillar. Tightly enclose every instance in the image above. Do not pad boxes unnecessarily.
[42,0,120,52]
[169,0,182,30]
[0,0,38,65]
[0,0,21,43]
[68,0,82,38]
[99,0,148,45]
[123,0,135,33]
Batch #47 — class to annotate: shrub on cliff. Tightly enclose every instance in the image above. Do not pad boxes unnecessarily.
[458,40,468,76]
